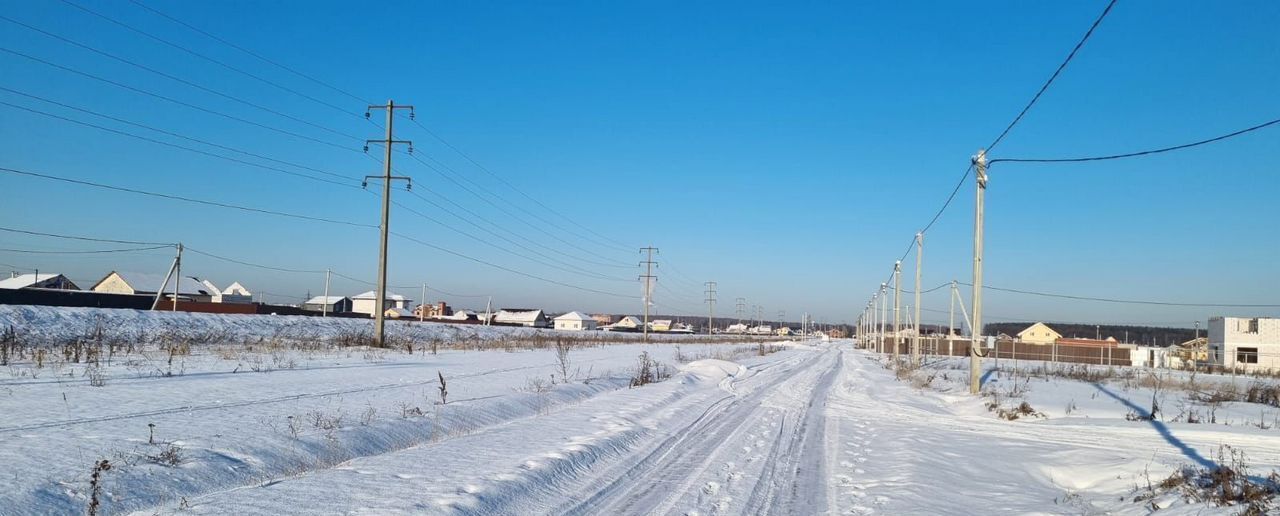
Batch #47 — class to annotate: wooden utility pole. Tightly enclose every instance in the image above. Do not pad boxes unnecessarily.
[639,246,658,342]
[970,149,988,394]
[364,100,414,347]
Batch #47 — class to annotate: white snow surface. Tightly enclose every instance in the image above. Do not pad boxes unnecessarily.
[1,306,1279,515]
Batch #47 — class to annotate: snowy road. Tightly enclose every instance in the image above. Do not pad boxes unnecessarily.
[151,341,1280,515]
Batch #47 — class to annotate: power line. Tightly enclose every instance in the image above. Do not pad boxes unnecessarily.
[1,166,642,301]
[58,0,361,119]
[0,166,376,228]
[989,117,1280,165]
[955,281,1280,308]
[0,245,172,254]
[184,247,326,274]
[0,99,359,188]
[0,87,356,182]
[391,230,634,299]
[0,46,354,151]
[404,151,634,266]
[985,0,1119,152]
[409,119,635,253]
[0,14,362,143]
[0,225,173,246]
[127,0,371,105]
[400,157,633,271]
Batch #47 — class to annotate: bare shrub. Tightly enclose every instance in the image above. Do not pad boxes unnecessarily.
[86,367,108,387]
[145,443,183,467]
[629,351,670,388]
[88,459,111,516]
[360,404,378,426]
[1151,445,1280,514]
[554,338,574,383]
[437,371,448,405]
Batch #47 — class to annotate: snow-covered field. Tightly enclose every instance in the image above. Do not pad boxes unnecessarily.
[2,306,1279,515]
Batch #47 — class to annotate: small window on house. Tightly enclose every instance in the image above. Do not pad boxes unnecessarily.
[1238,347,1259,364]
[1248,319,1259,333]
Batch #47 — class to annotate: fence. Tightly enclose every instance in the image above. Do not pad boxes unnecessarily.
[867,335,1131,366]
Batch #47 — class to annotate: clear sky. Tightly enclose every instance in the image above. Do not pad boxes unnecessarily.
[1,0,1277,326]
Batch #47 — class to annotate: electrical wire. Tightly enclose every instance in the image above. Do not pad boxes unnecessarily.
[0,87,356,182]
[0,166,376,227]
[955,281,1280,308]
[0,46,354,152]
[59,0,361,119]
[127,0,371,105]
[184,247,326,274]
[0,14,362,143]
[985,0,1119,153]
[405,151,635,266]
[0,100,360,188]
[989,117,1280,165]
[0,225,173,246]
[0,245,172,254]
[409,119,635,253]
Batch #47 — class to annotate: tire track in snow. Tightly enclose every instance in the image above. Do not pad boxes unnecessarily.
[545,345,839,516]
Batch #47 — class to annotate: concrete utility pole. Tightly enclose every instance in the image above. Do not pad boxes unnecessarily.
[704,281,717,334]
[970,149,988,394]
[913,232,923,367]
[322,269,331,317]
[949,280,957,355]
[893,261,902,365]
[364,100,414,348]
[878,283,888,353]
[172,242,182,311]
[420,283,427,322]
[639,246,659,342]
[151,243,182,310]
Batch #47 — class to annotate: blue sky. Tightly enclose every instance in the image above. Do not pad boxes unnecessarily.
[0,0,1276,326]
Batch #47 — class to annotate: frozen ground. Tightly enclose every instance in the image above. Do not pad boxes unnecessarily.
[1,307,1279,515]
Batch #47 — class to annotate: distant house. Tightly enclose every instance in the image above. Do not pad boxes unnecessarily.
[384,307,414,319]
[0,273,80,291]
[195,278,253,304]
[91,271,215,302]
[725,323,749,334]
[351,291,412,316]
[414,301,452,319]
[494,308,549,327]
[1210,317,1280,372]
[1017,322,1062,345]
[607,316,643,332]
[554,311,598,331]
[591,314,615,326]
[650,319,673,332]
[775,327,793,336]
[303,296,352,313]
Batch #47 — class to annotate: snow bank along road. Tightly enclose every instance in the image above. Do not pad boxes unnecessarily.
[6,335,1275,514]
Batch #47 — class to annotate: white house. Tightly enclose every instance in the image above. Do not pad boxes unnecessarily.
[553,311,598,331]
[1209,316,1280,372]
[724,323,749,334]
[0,273,80,290]
[494,308,549,327]
[650,319,673,332]
[91,271,215,302]
[606,316,643,332]
[351,291,412,316]
[1127,344,1171,369]
[196,278,253,304]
